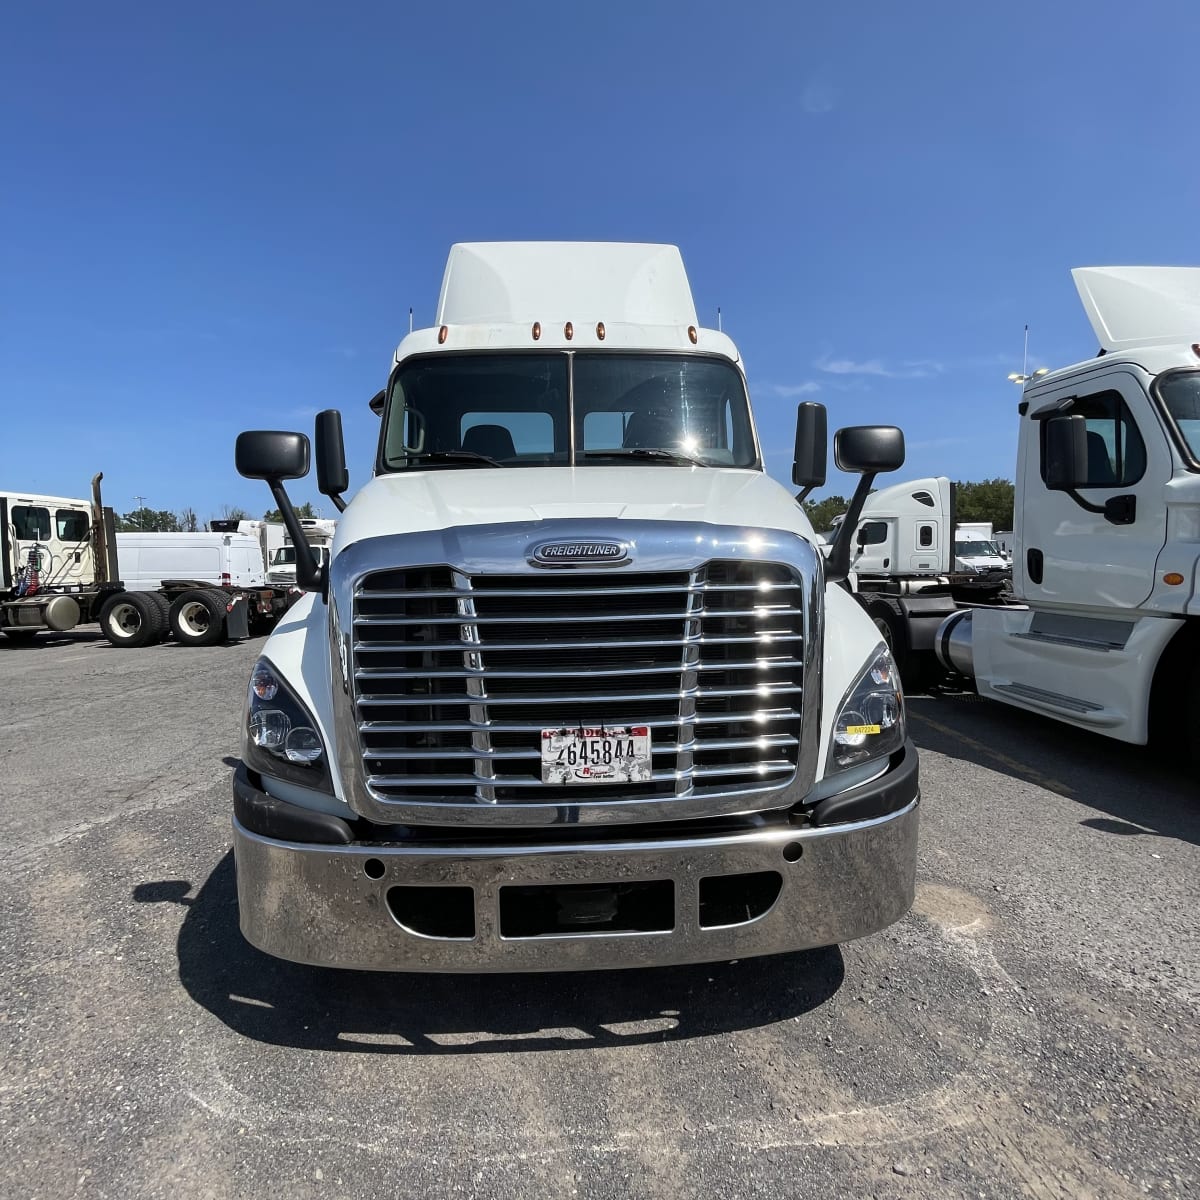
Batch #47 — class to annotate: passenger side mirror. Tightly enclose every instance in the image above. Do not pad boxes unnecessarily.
[792,401,828,500]
[1044,415,1088,490]
[834,426,906,475]
[235,431,310,481]
[825,426,906,584]
[234,430,325,598]
[315,410,349,513]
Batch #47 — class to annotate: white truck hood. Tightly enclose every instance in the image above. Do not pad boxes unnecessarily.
[334,467,814,549]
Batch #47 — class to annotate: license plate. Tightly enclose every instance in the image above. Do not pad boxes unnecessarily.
[540,725,652,784]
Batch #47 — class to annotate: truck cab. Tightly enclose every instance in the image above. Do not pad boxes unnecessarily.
[231,242,921,971]
[939,266,1200,749]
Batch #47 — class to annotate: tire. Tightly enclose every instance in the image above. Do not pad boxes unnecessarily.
[145,592,172,642]
[1,628,38,644]
[169,589,227,646]
[99,591,167,648]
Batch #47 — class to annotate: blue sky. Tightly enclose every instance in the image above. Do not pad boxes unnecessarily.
[4,1,1198,522]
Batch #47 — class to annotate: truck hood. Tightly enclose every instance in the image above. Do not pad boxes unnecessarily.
[334,467,815,550]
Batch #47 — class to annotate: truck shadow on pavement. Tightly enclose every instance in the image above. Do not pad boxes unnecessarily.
[908,689,1200,847]
[135,855,845,1054]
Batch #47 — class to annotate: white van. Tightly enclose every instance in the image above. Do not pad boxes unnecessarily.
[116,532,266,592]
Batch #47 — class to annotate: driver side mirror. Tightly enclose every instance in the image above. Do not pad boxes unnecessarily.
[834,426,906,474]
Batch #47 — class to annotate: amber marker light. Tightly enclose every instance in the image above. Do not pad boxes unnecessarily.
[438,325,448,344]
[1163,572,1185,586]
[688,326,698,344]
[532,321,541,341]
[564,321,574,340]
[596,322,605,340]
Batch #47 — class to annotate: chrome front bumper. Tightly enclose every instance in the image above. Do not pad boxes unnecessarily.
[233,763,918,973]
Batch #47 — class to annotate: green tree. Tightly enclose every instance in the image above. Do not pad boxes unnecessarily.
[802,494,849,534]
[955,478,1015,530]
[118,507,181,532]
[263,502,318,522]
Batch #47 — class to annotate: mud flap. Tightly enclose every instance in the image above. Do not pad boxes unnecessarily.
[225,594,250,640]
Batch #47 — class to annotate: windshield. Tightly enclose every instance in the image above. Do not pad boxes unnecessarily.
[1156,370,1200,464]
[379,352,759,471]
[956,541,1001,557]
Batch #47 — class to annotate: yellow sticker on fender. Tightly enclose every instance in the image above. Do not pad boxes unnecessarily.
[845,724,881,735]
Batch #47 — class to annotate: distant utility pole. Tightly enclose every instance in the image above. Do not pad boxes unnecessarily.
[133,495,147,529]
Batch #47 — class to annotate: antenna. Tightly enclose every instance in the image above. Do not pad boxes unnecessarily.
[717,306,722,332]
[409,307,414,334]
[1022,323,1029,378]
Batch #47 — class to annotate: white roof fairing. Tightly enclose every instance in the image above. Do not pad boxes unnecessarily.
[1073,266,1200,353]
[435,242,700,327]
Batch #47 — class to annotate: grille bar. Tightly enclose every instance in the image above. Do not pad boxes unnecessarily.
[354,606,801,627]
[358,581,803,601]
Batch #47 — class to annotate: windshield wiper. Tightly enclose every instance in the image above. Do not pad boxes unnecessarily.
[405,450,506,468]
[581,448,700,465]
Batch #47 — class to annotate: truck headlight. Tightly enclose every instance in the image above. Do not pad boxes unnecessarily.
[828,645,906,773]
[244,657,333,789]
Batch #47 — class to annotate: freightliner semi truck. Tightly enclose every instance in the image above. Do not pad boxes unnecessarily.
[231,241,921,971]
[935,266,1200,756]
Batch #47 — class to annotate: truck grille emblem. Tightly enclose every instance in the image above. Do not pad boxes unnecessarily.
[530,540,629,566]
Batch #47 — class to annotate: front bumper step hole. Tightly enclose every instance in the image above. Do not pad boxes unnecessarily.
[387,885,476,939]
[698,870,783,929]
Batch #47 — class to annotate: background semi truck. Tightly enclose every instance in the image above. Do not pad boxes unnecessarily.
[934,266,1200,758]
[230,240,921,973]
[1,477,290,646]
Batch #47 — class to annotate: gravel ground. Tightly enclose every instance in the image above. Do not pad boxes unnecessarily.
[0,630,1196,1199]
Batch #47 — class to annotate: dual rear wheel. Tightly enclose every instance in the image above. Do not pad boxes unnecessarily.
[98,589,229,648]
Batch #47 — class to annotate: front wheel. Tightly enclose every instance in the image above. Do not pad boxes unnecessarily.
[99,592,167,648]
[169,589,227,646]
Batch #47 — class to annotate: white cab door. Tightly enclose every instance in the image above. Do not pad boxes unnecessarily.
[1016,368,1170,611]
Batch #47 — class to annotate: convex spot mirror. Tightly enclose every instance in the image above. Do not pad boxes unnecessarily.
[236,431,310,481]
[834,426,905,475]
[792,401,828,488]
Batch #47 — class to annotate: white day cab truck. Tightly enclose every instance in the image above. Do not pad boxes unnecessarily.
[933,266,1200,758]
[231,241,921,972]
[0,478,290,646]
[838,475,1012,687]
[266,517,337,588]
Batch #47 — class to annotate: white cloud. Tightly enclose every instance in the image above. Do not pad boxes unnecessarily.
[801,79,838,115]
[816,355,944,380]
[764,381,821,397]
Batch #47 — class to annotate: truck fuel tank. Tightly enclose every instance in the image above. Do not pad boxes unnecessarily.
[935,608,974,678]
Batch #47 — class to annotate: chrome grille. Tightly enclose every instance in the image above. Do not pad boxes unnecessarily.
[352,561,804,806]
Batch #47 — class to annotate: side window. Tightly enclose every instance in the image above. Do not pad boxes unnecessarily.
[918,524,934,548]
[857,520,888,547]
[1041,389,1146,487]
[56,509,90,541]
[12,506,50,540]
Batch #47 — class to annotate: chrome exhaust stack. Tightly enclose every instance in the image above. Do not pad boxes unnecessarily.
[935,608,974,678]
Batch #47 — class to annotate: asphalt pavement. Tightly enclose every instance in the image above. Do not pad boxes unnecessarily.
[1,631,1196,1199]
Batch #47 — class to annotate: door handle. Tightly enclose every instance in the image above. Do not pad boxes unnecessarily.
[1027,548,1043,584]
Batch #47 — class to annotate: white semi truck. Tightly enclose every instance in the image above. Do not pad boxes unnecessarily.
[1,477,288,646]
[231,241,921,972]
[266,517,337,587]
[936,266,1200,755]
[841,475,1011,686]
